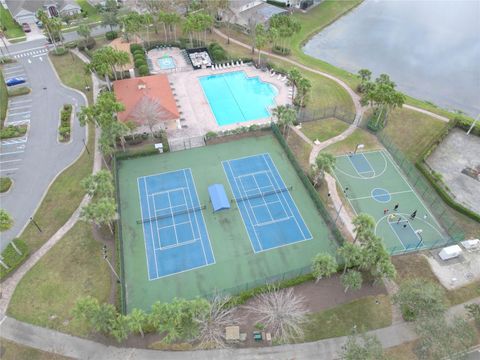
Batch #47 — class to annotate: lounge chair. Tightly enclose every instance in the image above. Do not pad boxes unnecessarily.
[277,74,283,80]
[240,60,244,66]
[235,61,239,67]
[227,63,231,68]
[282,76,287,82]
[270,71,275,77]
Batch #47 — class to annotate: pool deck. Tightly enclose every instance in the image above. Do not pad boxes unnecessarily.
[166,65,292,140]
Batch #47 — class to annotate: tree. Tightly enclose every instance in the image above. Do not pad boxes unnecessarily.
[296,77,311,107]
[268,14,301,52]
[245,286,308,343]
[341,332,386,360]
[357,231,396,282]
[311,253,337,283]
[77,24,91,41]
[254,24,268,65]
[149,298,210,344]
[101,0,119,31]
[72,296,100,325]
[352,213,375,244]
[120,11,143,42]
[357,69,372,93]
[287,68,302,96]
[111,315,131,342]
[127,308,147,338]
[312,153,335,185]
[337,242,363,275]
[0,209,13,231]
[73,296,117,335]
[415,315,476,360]
[80,197,117,233]
[393,278,446,321]
[81,170,114,198]
[36,10,59,51]
[341,270,362,293]
[131,96,167,136]
[465,303,480,328]
[272,105,296,138]
[194,294,238,349]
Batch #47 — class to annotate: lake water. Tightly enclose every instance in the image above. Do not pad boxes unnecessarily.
[303,0,480,117]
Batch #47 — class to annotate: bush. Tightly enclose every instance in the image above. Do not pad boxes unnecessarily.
[272,45,291,56]
[0,125,28,139]
[59,104,72,142]
[133,49,145,56]
[130,43,143,53]
[134,54,145,63]
[105,31,118,40]
[51,47,67,56]
[0,239,29,280]
[0,177,12,193]
[78,37,96,51]
[208,42,228,62]
[64,41,77,49]
[0,57,16,64]
[138,65,149,76]
[7,86,30,97]
[134,59,146,68]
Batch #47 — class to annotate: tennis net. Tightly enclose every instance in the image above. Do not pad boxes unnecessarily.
[137,205,206,224]
[234,186,293,203]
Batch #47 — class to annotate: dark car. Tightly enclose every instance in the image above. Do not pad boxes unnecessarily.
[6,77,26,86]
[22,23,31,32]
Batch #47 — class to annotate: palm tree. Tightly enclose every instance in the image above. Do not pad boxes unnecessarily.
[287,68,302,95]
[296,77,312,107]
[352,213,375,244]
[36,10,57,51]
[314,153,336,181]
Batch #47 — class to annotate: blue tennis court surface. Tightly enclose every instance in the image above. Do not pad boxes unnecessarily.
[223,153,312,253]
[349,153,374,175]
[137,169,215,280]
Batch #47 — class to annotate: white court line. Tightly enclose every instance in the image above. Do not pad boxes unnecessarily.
[349,189,413,201]
[181,188,199,246]
[142,177,160,280]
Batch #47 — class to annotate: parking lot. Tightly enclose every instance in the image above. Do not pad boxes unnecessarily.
[1,62,32,177]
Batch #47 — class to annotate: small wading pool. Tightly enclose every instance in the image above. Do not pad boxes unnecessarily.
[157,56,175,70]
[199,71,277,126]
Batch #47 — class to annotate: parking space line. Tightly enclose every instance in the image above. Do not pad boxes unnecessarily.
[6,120,30,126]
[4,70,25,76]
[0,168,19,172]
[10,99,32,105]
[7,111,31,116]
[0,150,25,156]
[0,159,22,164]
[8,105,31,111]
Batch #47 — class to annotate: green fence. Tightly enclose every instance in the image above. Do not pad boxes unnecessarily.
[377,132,465,251]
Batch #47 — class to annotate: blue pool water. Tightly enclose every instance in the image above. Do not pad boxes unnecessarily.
[157,56,175,70]
[199,71,277,126]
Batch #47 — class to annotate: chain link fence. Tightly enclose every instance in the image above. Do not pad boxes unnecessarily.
[296,106,356,125]
[377,132,465,255]
[168,135,206,152]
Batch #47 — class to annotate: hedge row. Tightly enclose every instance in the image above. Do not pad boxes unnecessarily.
[59,104,72,142]
[271,123,346,247]
[0,239,29,280]
[0,124,27,139]
[130,44,149,76]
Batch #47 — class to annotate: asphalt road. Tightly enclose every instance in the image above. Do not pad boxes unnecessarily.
[0,35,92,251]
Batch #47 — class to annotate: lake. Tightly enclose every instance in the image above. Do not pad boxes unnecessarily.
[303,0,480,117]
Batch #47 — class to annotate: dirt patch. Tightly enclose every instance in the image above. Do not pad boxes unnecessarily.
[206,130,271,145]
[229,274,387,347]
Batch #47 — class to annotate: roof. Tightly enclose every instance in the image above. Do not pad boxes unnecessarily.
[5,0,80,17]
[113,75,180,124]
[238,2,287,24]
[208,184,230,212]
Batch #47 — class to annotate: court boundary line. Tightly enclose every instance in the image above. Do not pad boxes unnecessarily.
[136,170,215,282]
[387,216,419,251]
[334,150,388,180]
[347,152,376,178]
[222,159,264,252]
[349,189,413,201]
[137,177,156,280]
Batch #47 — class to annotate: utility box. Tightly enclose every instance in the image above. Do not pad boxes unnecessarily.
[154,143,163,153]
[439,245,462,261]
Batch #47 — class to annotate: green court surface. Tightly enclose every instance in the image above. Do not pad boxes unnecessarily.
[333,149,449,254]
[117,134,336,312]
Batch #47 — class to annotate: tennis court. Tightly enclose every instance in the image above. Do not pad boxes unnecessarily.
[223,154,312,253]
[117,134,336,311]
[137,169,215,280]
[332,149,448,253]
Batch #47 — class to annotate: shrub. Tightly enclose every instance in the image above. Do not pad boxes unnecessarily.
[134,54,145,63]
[8,86,30,97]
[105,31,118,40]
[0,125,28,139]
[134,59,146,68]
[130,43,143,53]
[65,41,77,49]
[59,104,72,142]
[208,42,228,62]
[51,47,67,56]
[0,177,12,193]
[133,49,145,56]
[272,45,291,56]
[138,65,149,76]
[78,37,96,51]
[0,57,16,64]
[0,239,29,280]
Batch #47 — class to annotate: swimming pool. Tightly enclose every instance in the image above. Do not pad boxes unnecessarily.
[199,71,277,126]
[157,56,175,70]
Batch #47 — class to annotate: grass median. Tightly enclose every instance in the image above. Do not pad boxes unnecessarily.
[0,338,71,360]
[0,69,7,127]
[0,7,25,39]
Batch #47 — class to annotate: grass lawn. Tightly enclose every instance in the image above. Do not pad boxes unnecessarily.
[76,0,101,22]
[8,222,111,337]
[321,128,382,155]
[385,340,418,360]
[18,52,93,253]
[381,108,449,160]
[392,253,480,306]
[302,295,391,341]
[0,69,8,127]
[0,7,25,39]
[0,338,71,360]
[301,118,349,142]
[286,129,312,172]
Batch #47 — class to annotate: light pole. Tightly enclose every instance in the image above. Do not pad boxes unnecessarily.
[82,138,90,155]
[30,217,43,233]
[102,245,121,283]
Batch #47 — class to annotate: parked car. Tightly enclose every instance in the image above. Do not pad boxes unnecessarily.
[6,77,26,86]
[36,20,43,28]
[22,23,31,32]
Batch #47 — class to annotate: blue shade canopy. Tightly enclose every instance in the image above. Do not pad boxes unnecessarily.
[208,184,230,212]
